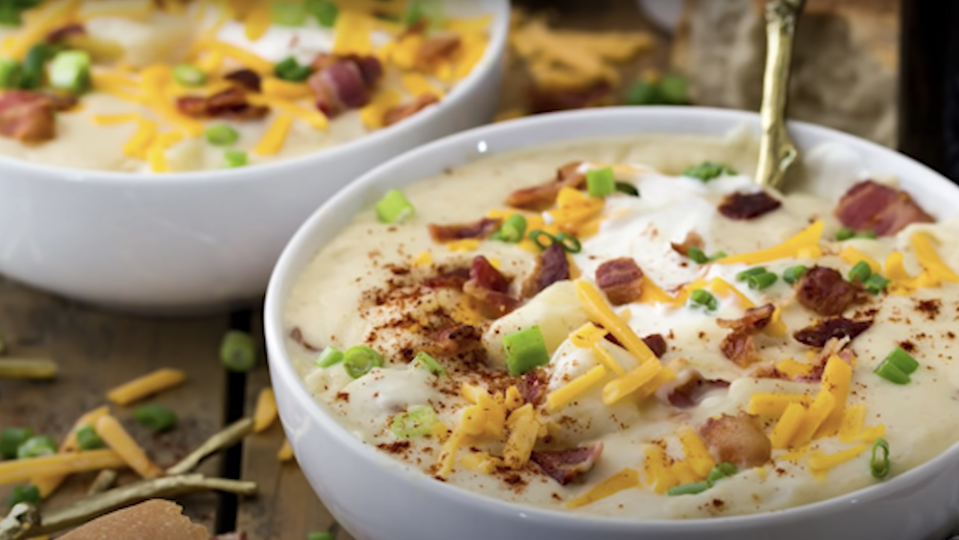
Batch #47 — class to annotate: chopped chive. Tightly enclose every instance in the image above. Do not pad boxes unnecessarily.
[706,462,738,483]
[8,484,40,509]
[682,161,737,182]
[864,273,890,295]
[274,56,312,82]
[223,149,248,168]
[529,230,582,253]
[688,289,718,311]
[586,166,615,198]
[736,267,767,282]
[75,425,103,450]
[307,532,335,540]
[271,1,307,26]
[848,261,872,284]
[870,438,890,479]
[884,347,919,375]
[220,330,257,373]
[747,271,778,290]
[686,247,709,264]
[614,181,639,197]
[494,214,527,243]
[412,351,446,376]
[173,63,206,87]
[16,435,57,459]
[306,0,338,27]
[134,404,178,433]
[782,265,807,285]
[390,404,439,438]
[667,480,712,496]
[343,345,384,378]
[874,360,910,385]
[206,124,239,146]
[503,326,550,376]
[316,346,345,368]
[836,228,856,241]
[0,427,34,459]
[0,58,21,89]
[375,189,415,224]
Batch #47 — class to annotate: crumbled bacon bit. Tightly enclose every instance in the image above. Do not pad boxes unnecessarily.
[224,69,262,92]
[834,180,934,236]
[506,161,586,211]
[657,369,729,408]
[384,93,441,126]
[716,304,775,331]
[417,35,461,70]
[424,324,483,357]
[670,231,704,257]
[0,91,75,143]
[698,413,771,469]
[795,266,866,316]
[530,443,604,485]
[716,304,774,367]
[642,333,667,358]
[422,267,471,290]
[427,217,502,243]
[522,243,570,298]
[595,258,644,306]
[793,317,874,348]
[46,23,84,42]
[718,191,782,220]
[464,256,519,318]
[176,87,268,119]
[308,54,383,117]
[517,369,547,406]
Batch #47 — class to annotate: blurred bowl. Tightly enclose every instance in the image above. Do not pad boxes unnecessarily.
[0,0,509,315]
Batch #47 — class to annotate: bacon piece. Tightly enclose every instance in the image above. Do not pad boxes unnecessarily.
[46,23,85,42]
[463,256,519,318]
[718,191,782,220]
[717,304,774,367]
[795,266,866,317]
[516,369,547,406]
[384,94,440,126]
[522,243,570,298]
[176,87,268,119]
[427,217,501,243]
[417,35,461,70]
[527,81,613,114]
[308,54,383,117]
[595,258,644,306]
[670,231,704,257]
[793,317,874,348]
[0,91,72,143]
[224,69,262,92]
[425,324,482,357]
[657,369,730,408]
[422,267,471,289]
[834,180,934,236]
[506,162,586,211]
[469,256,509,293]
[698,413,771,469]
[716,304,775,331]
[530,443,604,485]
[642,334,667,358]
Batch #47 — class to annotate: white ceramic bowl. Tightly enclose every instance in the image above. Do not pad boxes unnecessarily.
[264,107,959,540]
[0,0,509,315]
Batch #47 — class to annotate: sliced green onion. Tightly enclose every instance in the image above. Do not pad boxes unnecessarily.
[494,214,527,243]
[173,63,206,87]
[412,351,446,376]
[48,50,91,94]
[874,360,910,385]
[16,435,57,459]
[686,247,709,264]
[375,189,415,224]
[688,289,718,311]
[870,438,890,479]
[706,462,738,483]
[658,74,690,105]
[503,326,550,376]
[0,427,34,460]
[274,56,312,82]
[134,404,178,433]
[848,260,872,284]
[405,0,444,29]
[864,273,890,295]
[529,230,581,253]
[316,346,345,368]
[835,228,856,241]
[710,251,728,261]
[390,404,439,438]
[306,0,338,27]
[682,161,737,182]
[20,43,58,90]
[307,532,335,540]
[271,1,307,26]
[0,58,21,89]
[884,347,919,375]
[857,230,878,239]
[666,480,712,496]
[75,425,103,451]
[220,330,257,373]
[8,484,40,509]
[747,271,778,290]
[206,124,239,146]
[0,6,22,27]
[224,149,248,168]
[782,265,807,285]
[624,74,689,106]
[586,166,615,198]
[614,181,639,197]
[343,345,385,378]
[736,267,767,282]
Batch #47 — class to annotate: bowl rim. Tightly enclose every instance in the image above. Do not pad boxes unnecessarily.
[0,0,510,187]
[264,106,959,531]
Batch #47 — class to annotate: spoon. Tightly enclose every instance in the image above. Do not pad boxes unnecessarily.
[756,0,806,190]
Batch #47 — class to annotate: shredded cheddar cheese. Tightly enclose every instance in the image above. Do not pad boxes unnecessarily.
[565,468,639,509]
[254,113,293,156]
[791,391,835,447]
[716,221,824,265]
[770,402,807,449]
[546,365,607,411]
[92,113,143,126]
[33,405,111,497]
[808,443,869,475]
[445,238,481,252]
[575,280,658,365]
[261,77,313,100]
[502,404,542,469]
[333,10,374,56]
[678,427,716,478]
[775,358,815,379]
[590,342,626,377]
[360,88,402,130]
[250,95,329,130]
[748,393,812,418]
[0,450,125,486]
[253,387,278,432]
[412,251,433,267]
[911,232,959,285]
[7,0,82,59]
[95,415,163,478]
[602,360,661,405]
[106,368,186,406]
[643,445,678,494]
[815,356,853,438]
[839,246,881,273]
[837,403,866,443]
[123,119,158,159]
[277,439,294,461]
[194,40,275,74]
[401,73,443,98]
[147,146,168,172]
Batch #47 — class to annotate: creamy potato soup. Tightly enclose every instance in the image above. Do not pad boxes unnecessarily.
[284,131,959,519]
[0,0,489,172]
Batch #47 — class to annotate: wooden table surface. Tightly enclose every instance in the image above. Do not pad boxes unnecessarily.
[0,4,668,539]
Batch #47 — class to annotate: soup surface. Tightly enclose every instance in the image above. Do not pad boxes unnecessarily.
[285,131,959,518]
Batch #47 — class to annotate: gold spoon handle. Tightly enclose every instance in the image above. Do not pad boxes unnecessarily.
[756,0,806,190]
